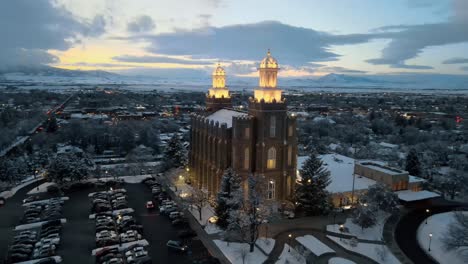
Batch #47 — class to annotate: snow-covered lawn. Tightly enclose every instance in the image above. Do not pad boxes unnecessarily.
[327,211,390,241]
[275,243,306,264]
[0,175,42,199]
[188,204,215,225]
[99,161,160,169]
[328,257,356,264]
[89,174,153,184]
[214,240,268,264]
[27,182,57,195]
[295,235,334,256]
[417,211,468,264]
[327,235,400,264]
[255,238,275,254]
[205,223,222,234]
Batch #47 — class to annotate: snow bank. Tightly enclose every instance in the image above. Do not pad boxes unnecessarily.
[328,257,356,264]
[255,238,275,254]
[91,239,149,256]
[396,190,439,202]
[15,219,67,231]
[27,182,57,195]
[326,211,390,241]
[296,235,334,256]
[204,223,222,234]
[327,235,400,264]
[275,243,306,264]
[213,240,268,264]
[417,211,467,264]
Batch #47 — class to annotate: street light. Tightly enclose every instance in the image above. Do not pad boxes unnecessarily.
[428,233,433,251]
[288,234,292,252]
[425,209,430,224]
[339,224,345,241]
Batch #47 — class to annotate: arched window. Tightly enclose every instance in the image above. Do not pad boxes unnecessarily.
[267,147,276,169]
[244,147,250,169]
[270,116,276,137]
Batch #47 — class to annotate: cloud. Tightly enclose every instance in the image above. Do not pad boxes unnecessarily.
[461,66,468,71]
[0,0,107,67]
[442,57,468,64]
[367,0,468,69]
[127,21,375,66]
[319,66,367,74]
[127,15,156,33]
[113,55,214,65]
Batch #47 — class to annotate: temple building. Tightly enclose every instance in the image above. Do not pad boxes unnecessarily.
[189,51,297,203]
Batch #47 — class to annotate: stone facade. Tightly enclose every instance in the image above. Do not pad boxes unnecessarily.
[189,52,297,202]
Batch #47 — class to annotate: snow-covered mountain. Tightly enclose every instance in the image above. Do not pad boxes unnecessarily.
[316,73,383,84]
[0,65,118,79]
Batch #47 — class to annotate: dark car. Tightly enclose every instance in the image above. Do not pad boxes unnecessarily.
[9,253,29,262]
[10,247,32,255]
[166,240,188,253]
[171,218,189,227]
[178,229,197,239]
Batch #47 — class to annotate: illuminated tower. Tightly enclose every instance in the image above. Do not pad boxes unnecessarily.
[254,49,282,103]
[206,63,232,111]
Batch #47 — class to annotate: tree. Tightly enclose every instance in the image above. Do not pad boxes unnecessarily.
[189,188,209,221]
[442,212,468,261]
[46,115,58,133]
[163,134,186,170]
[434,172,465,200]
[215,168,242,229]
[47,153,90,184]
[360,184,399,214]
[405,149,421,176]
[295,152,332,216]
[352,205,377,230]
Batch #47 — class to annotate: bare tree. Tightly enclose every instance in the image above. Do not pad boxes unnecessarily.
[189,187,209,221]
[442,212,468,260]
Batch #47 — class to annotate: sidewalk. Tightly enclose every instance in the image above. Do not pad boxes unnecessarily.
[162,169,231,264]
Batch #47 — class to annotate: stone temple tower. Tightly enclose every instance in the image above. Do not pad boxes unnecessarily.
[206,63,232,112]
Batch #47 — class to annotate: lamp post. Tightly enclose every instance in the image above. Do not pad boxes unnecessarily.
[339,224,345,241]
[428,233,433,251]
[425,209,430,224]
[288,234,292,252]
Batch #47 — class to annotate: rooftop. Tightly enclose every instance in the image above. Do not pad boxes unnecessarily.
[206,109,248,128]
[298,154,377,193]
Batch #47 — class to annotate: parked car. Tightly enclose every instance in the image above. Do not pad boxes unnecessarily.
[166,240,188,252]
[169,211,184,220]
[145,201,155,209]
[177,229,197,239]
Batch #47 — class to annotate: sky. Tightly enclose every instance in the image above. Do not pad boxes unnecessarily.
[1,0,468,77]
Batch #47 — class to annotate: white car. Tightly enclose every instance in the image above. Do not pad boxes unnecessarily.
[124,246,146,257]
[96,230,117,239]
[126,249,148,262]
[35,237,59,247]
[169,211,184,220]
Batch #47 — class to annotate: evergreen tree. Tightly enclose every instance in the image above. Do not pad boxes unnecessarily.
[215,168,242,229]
[46,115,58,133]
[405,148,421,176]
[295,152,332,216]
[163,134,186,170]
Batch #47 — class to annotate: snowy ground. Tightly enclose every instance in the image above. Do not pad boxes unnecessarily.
[326,211,390,240]
[328,257,356,264]
[255,238,275,254]
[0,175,42,199]
[275,243,306,264]
[296,235,335,256]
[213,239,268,264]
[327,236,400,264]
[99,161,160,169]
[417,211,468,264]
[27,182,57,195]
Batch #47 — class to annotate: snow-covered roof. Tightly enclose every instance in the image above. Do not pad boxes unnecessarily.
[409,175,425,183]
[396,190,440,202]
[357,161,406,176]
[206,109,248,128]
[297,154,377,193]
[379,142,398,149]
[312,116,336,124]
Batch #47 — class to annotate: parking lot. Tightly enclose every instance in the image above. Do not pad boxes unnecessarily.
[0,179,211,264]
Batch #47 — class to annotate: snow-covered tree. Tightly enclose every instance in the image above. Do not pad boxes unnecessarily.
[163,134,186,170]
[189,187,209,221]
[295,152,332,216]
[47,153,90,184]
[360,184,399,214]
[405,149,421,176]
[352,205,377,230]
[442,212,468,261]
[434,172,465,200]
[215,168,242,229]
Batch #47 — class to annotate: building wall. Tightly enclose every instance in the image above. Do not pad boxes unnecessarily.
[354,162,409,191]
